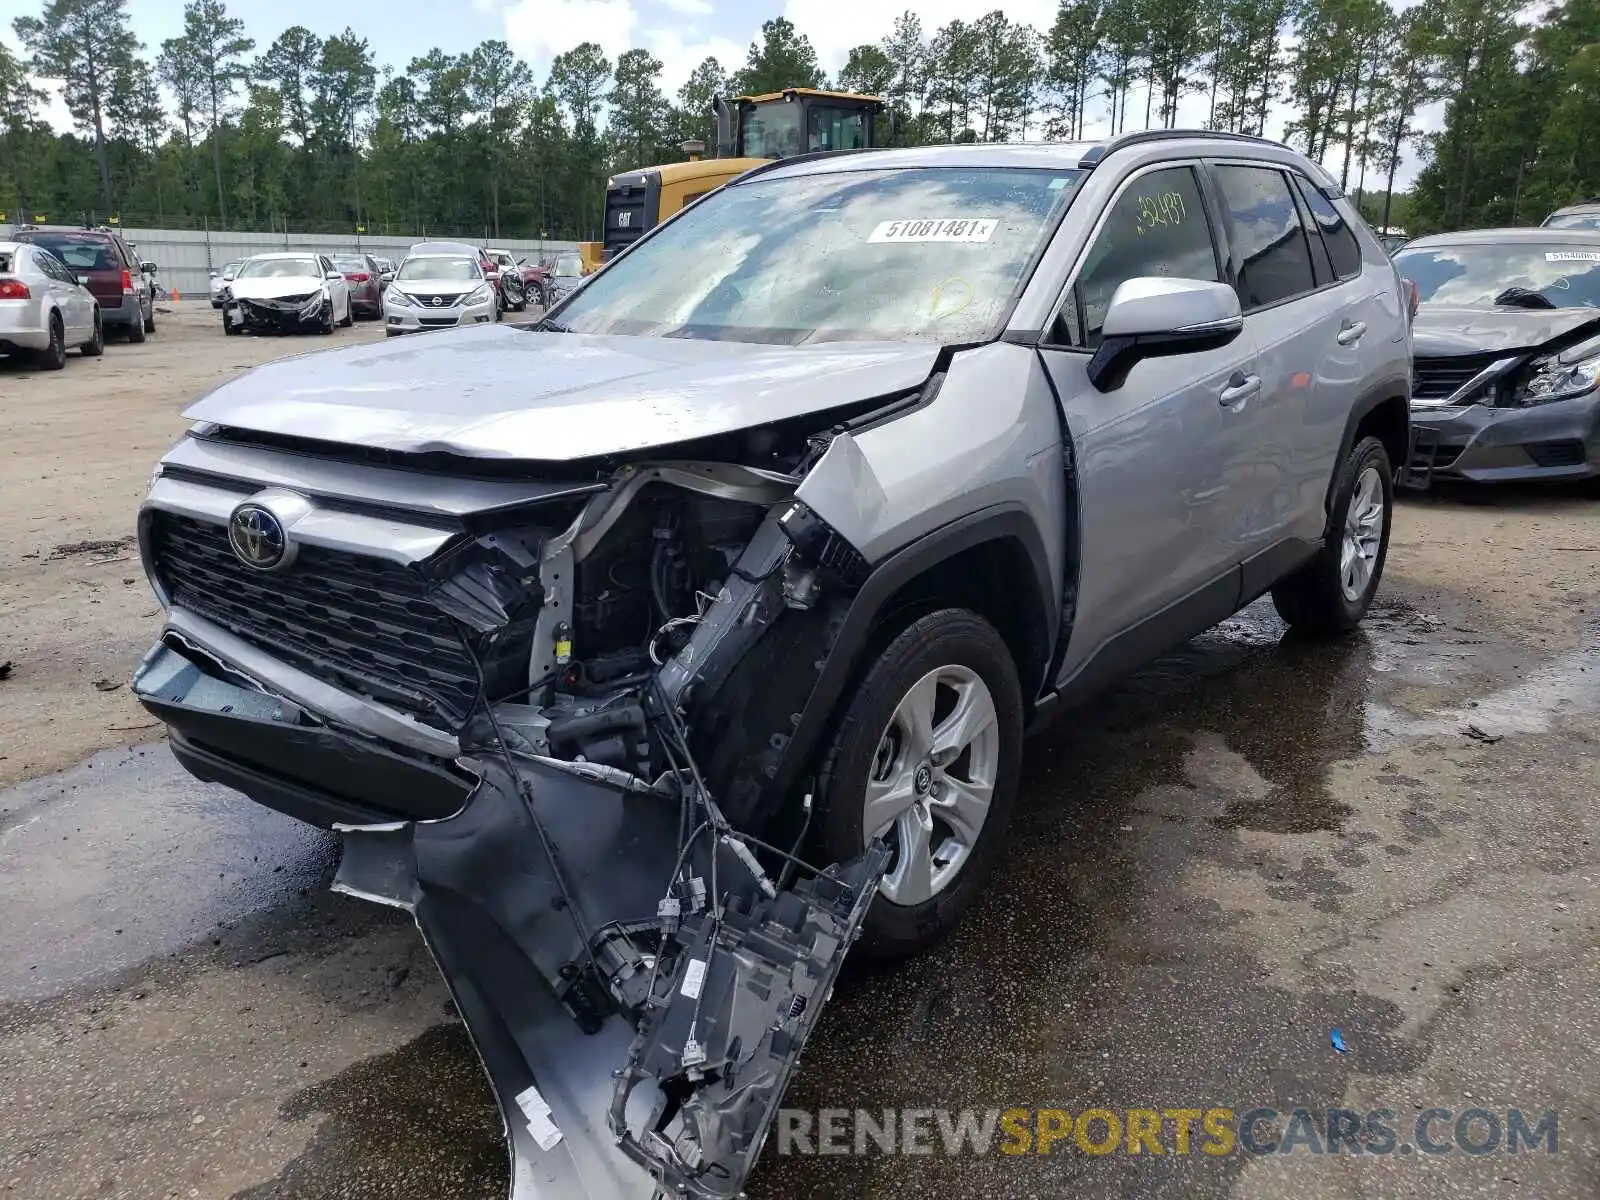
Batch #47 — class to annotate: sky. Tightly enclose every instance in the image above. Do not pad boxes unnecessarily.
[0,0,1435,189]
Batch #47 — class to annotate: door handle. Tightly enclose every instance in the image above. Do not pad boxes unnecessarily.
[1219,372,1261,407]
[1336,320,1367,346]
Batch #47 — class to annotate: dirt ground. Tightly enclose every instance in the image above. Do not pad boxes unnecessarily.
[1,315,1596,785]
[0,305,387,786]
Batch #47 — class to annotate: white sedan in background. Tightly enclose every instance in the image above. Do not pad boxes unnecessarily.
[220,252,353,335]
[208,260,244,308]
[0,241,104,369]
[383,255,497,336]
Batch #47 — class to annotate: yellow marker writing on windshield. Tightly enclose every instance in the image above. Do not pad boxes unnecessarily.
[929,277,974,320]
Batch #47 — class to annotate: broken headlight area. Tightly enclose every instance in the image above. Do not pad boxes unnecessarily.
[137,437,889,1196]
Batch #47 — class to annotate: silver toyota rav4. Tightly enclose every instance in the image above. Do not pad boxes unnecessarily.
[133,132,1411,1198]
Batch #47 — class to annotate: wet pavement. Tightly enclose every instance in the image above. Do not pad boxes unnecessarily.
[2,591,1597,1199]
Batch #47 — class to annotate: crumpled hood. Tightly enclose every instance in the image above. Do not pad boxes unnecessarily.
[184,325,941,461]
[227,274,323,302]
[1412,304,1600,357]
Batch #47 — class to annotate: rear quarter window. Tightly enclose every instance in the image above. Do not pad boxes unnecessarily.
[1295,178,1363,279]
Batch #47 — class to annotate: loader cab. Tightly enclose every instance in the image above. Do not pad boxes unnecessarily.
[595,88,885,265]
[723,88,886,159]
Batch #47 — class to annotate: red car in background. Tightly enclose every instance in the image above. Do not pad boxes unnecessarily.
[11,225,155,341]
[332,253,384,320]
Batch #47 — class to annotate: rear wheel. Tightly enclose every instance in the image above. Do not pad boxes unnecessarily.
[80,311,104,357]
[143,297,155,334]
[37,312,67,370]
[126,312,146,344]
[1272,435,1393,633]
[815,608,1023,959]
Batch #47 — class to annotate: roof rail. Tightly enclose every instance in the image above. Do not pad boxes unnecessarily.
[1077,128,1279,169]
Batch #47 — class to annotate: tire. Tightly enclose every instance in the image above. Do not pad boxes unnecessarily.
[126,313,146,344]
[80,311,104,357]
[814,608,1024,960]
[319,302,334,335]
[143,298,155,334]
[223,315,238,336]
[1272,435,1393,633]
[37,312,67,370]
[339,296,353,327]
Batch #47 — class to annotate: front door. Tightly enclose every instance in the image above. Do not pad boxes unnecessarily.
[1038,162,1262,685]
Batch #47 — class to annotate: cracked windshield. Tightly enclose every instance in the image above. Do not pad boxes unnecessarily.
[556,166,1083,344]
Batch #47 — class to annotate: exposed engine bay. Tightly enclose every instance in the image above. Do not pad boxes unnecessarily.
[133,415,899,1199]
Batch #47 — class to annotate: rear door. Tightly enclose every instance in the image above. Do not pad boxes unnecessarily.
[1038,161,1263,683]
[1204,160,1338,560]
[36,249,92,340]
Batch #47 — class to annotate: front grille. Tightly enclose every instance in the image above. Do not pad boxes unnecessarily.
[411,293,465,308]
[1525,439,1587,468]
[149,512,479,728]
[1412,355,1499,403]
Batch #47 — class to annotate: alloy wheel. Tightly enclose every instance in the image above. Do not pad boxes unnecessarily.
[863,664,1000,906]
[1340,465,1386,601]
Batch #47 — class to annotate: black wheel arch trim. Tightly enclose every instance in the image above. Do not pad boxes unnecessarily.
[1328,381,1409,513]
[779,503,1057,799]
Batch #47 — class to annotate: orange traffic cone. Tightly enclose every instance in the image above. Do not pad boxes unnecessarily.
[169,288,180,301]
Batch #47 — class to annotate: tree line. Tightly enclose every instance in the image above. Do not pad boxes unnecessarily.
[0,0,1594,242]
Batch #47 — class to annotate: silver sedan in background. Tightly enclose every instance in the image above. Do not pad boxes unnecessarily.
[0,240,104,369]
[383,255,497,336]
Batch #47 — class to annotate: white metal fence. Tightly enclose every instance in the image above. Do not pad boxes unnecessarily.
[0,224,581,300]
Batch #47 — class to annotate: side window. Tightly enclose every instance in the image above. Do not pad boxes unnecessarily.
[1213,165,1318,310]
[1061,166,1219,348]
[1294,176,1363,279]
[39,252,69,283]
[1288,182,1334,285]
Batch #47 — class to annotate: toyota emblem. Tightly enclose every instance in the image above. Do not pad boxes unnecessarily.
[228,503,289,571]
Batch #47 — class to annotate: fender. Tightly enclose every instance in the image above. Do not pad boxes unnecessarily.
[780,503,1056,792]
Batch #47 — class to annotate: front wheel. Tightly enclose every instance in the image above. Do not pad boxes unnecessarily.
[1272,435,1393,633]
[815,608,1023,960]
[319,302,335,335]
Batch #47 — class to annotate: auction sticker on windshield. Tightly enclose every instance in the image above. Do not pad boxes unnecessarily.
[1546,251,1600,262]
[869,218,998,244]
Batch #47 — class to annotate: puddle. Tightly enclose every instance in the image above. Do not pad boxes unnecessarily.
[233,1023,507,1200]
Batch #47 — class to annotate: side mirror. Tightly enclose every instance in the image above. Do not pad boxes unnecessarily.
[142,261,157,273]
[326,270,342,280]
[1087,277,1244,392]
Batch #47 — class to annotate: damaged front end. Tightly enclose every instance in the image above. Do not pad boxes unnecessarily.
[133,420,895,1197]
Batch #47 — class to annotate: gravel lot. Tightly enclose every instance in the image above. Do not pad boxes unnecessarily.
[0,316,1596,1199]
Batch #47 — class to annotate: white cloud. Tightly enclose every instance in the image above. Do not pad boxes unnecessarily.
[655,0,714,14]
[504,0,639,70]
[781,0,1055,77]
[641,27,748,93]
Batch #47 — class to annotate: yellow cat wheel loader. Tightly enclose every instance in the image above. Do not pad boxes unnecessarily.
[576,88,886,275]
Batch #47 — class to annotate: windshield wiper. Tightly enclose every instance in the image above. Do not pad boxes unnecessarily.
[530,316,571,333]
[1492,286,1558,310]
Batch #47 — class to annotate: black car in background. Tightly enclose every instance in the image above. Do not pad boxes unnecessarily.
[1398,228,1600,483]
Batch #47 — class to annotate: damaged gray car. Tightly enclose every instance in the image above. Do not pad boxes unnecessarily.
[1398,228,1600,482]
[133,133,1411,1198]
